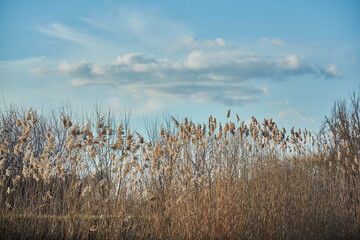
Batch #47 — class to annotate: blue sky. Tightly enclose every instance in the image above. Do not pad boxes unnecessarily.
[1,0,359,134]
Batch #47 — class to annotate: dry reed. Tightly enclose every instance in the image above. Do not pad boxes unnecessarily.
[0,100,359,239]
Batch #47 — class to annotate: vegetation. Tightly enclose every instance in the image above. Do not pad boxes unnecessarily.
[0,92,359,239]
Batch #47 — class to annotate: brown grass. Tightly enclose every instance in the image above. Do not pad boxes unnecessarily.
[0,102,359,239]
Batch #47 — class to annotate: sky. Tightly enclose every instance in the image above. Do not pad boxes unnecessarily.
[1,0,359,134]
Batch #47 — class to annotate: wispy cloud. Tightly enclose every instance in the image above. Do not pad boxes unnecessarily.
[108,97,167,118]
[31,50,342,106]
[80,6,192,44]
[261,38,284,48]
[166,36,234,51]
[277,107,315,123]
[267,100,290,106]
[0,56,47,68]
[35,23,102,46]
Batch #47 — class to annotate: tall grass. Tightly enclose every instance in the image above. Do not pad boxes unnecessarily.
[0,98,359,239]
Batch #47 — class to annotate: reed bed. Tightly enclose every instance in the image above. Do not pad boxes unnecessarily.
[0,103,359,239]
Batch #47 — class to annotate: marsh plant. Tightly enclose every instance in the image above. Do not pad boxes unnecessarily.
[0,92,359,239]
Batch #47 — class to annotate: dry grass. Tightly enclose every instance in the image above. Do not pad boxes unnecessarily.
[0,103,359,239]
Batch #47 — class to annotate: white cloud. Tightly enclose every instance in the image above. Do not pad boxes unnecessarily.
[116,53,156,65]
[277,107,315,123]
[35,23,102,46]
[34,6,191,60]
[31,51,341,106]
[267,100,290,106]
[261,38,284,48]
[184,51,209,69]
[325,64,342,78]
[116,7,191,38]
[80,6,192,46]
[279,54,299,70]
[166,36,233,51]
[0,57,47,68]
[108,97,167,118]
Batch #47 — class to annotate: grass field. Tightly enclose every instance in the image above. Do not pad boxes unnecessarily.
[1,94,359,239]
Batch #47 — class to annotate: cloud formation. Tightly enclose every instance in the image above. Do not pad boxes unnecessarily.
[325,64,342,78]
[80,7,192,45]
[36,23,102,46]
[267,100,290,106]
[31,51,341,106]
[278,107,315,123]
[166,36,233,51]
[261,38,284,48]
